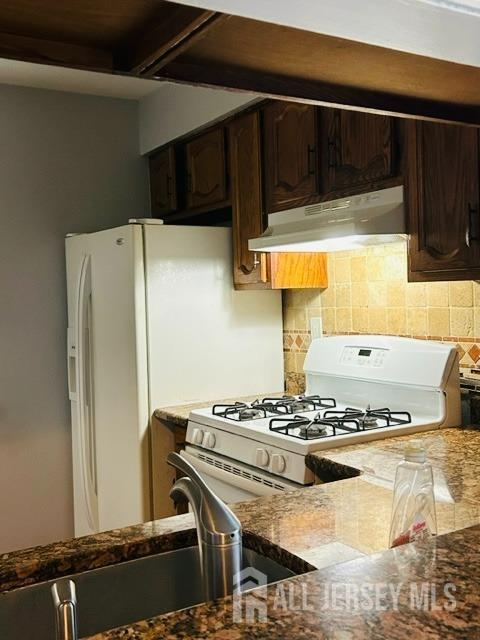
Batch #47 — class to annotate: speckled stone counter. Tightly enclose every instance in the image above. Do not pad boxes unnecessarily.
[306,426,480,505]
[3,427,480,639]
[153,392,283,428]
[88,524,480,640]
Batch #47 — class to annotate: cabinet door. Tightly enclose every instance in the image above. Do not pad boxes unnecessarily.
[230,110,271,288]
[185,128,228,210]
[407,121,480,280]
[263,102,318,212]
[321,109,395,195]
[149,147,177,217]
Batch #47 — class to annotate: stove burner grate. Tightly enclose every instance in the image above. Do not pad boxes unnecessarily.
[211,395,336,421]
[262,395,336,414]
[269,406,412,440]
[323,406,412,430]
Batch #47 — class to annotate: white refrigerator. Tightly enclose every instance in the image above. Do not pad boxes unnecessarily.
[66,221,283,537]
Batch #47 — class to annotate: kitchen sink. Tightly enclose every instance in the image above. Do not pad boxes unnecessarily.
[0,545,296,639]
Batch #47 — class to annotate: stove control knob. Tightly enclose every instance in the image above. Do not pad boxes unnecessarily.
[204,432,216,449]
[271,454,286,474]
[192,428,204,445]
[255,448,270,467]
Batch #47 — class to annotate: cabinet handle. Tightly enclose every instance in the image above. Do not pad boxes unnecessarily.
[166,175,173,197]
[187,173,192,193]
[307,145,316,175]
[466,204,480,248]
[327,138,336,168]
[240,253,260,275]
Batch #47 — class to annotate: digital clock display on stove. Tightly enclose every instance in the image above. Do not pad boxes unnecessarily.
[358,349,372,357]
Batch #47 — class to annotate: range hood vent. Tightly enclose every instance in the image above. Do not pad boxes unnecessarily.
[249,186,406,253]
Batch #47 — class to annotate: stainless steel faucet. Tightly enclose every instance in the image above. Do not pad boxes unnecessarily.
[51,580,78,640]
[167,452,242,600]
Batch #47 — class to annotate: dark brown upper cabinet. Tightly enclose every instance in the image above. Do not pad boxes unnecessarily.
[229,107,328,291]
[149,147,177,217]
[185,128,229,211]
[229,110,270,289]
[407,121,480,281]
[263,101,318,213]
[320,109,397,196]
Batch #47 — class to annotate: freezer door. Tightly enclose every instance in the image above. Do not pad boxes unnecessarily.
[66,226,150,536]
[144,225,284,408]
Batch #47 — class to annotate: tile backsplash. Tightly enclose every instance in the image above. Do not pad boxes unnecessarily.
[283,242,480,394]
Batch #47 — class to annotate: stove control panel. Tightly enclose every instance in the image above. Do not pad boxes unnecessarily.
[341,346,387,368]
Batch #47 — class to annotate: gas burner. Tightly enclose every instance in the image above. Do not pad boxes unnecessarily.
[212,399,290,422]
[323,406,412,430]
[238,407,266,421]
[262,395,336,414]
[298,422,328,439]
[269,414,342,441]
[212,402,267,422]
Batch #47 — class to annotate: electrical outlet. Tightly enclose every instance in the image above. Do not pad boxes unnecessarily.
[310,316,323,340]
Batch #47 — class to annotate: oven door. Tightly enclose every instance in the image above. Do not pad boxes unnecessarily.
[182,446,302,503]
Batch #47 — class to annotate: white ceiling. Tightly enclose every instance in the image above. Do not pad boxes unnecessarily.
[0,59,160,99]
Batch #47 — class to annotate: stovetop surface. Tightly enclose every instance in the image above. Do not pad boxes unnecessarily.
[189,395,441,453]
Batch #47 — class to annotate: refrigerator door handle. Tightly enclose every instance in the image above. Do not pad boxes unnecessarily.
[76,254,98,532]
[67,328,77,402]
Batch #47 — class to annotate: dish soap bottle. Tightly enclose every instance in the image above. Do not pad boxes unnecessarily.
[389,441,437,548]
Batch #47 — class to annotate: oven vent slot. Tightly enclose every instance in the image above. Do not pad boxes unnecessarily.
[197,453,286,491]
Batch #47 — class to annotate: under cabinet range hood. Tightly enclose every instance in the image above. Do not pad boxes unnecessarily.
[249,186,406,253]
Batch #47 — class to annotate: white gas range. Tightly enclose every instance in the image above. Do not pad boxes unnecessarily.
[182,336,461,503]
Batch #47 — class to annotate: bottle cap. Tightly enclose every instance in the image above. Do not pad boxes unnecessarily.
[404,440,426,463]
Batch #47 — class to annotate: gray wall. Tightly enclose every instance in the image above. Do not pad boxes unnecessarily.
[0,84,149,552]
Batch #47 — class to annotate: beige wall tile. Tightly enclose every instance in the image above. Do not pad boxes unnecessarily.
[307,307,322,323]
[449,282,473,307]
[407,308,427,336]
[389,242,407,254]
[387,308,407,335]
[387,281,406,307]
[427,308,450,336]
[293,307,308,332]
[406,283,426,308]
[334,257,351,283]
[284,351,296,373]
[283,306,296,330]
[321,285,336,308]
[322,308,336,334]
[384,254,407,280]
[335,284,351,307]
[426,282,449,307]
[368,307,387,333]
[287,289,322,308]
[352,282,368,307]
[368,281,387,307]
[474,308,480,337]
[351,256,367,282]
[352,307,369,332]
[295,352,306,373]
[450,307,474,337]
[336,308,352,332]
[327,255,335,283]
[366,255,385,281]
[473,282,480,307]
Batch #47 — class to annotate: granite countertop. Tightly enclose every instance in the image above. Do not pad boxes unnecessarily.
[153,392,284,427]
[306,426,480,506]
[3,427,480,638]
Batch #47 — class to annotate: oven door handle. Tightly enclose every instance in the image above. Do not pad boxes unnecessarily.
[181,450,288,497]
